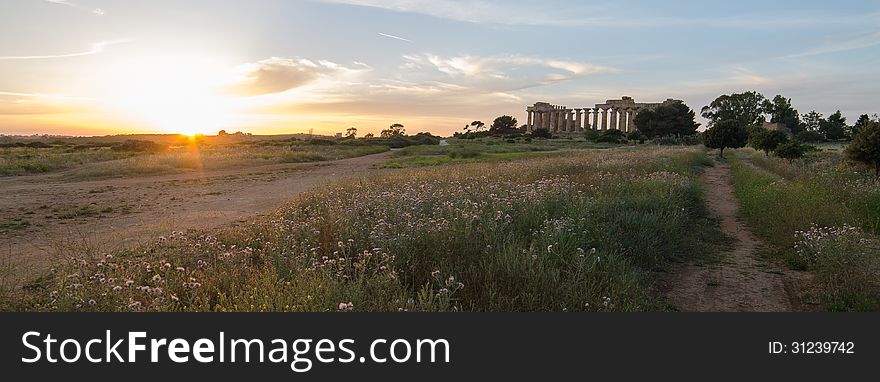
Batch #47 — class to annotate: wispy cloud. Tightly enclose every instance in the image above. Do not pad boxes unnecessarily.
[226,57,372,96]
[43,0,105,15]
[401,53,617,84]
[319,0,878,29]
[0,40,128,60]
[787,30,880,58]
[378,32,413,43]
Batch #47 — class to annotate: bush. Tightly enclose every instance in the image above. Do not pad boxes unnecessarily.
[796,130,823,143]
[595,129,626,143]
[113,140,168,153]
[530,128,552,139]
[307,139,336,146]
[583,129,600,142]
[774,141,805,163]
[845,121,880,176]
[626,131,647,144]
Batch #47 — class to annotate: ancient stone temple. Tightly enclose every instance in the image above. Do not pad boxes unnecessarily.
[525,96,680,134]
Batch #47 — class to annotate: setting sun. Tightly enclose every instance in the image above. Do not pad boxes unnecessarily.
[97,56,238,135]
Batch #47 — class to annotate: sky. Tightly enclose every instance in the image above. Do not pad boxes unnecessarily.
[0,0,878,136]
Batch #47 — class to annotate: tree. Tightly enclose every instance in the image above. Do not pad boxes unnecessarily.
[851,114,871,137]
[701,91,767,127]
[345,127,358,138]
[774,141,805,163]
[703,119,748,158]
[819,110,847,141]
[490,115,518,134]
[470,121,485,132]
[845,121,880,177]
[632,100,700,138]
[380,123,405,138]
[749,128,789,156]
[763,95,801,133]
[364,133,374,138]
[801,110,824,132]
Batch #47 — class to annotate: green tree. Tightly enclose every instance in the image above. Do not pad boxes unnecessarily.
[345,127,358,138]
[845,121,880,177]
[749,128,789,156]
[703,119,748,158]
[851,114,870,137]
[819,110,847,141]
[701,91,767,127]
[801,110,824,132]
[763,95,801,134]
[470,120,485,132]
[490,115,518,133]
[632,100,700,138]
[380,123,405,138]
[774,141,805,163]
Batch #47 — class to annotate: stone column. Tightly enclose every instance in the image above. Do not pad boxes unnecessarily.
[626,109,635,132]
[599,109,606,130]
[526,110,532,132]
[575,109,583,132]
[610,109,618,130]
[556,109,563,132]
[565,109,577,132]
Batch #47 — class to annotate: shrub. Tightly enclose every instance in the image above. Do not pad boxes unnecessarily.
[845,121,880,176]
[530,128,552,139]
[626,131,647,144]
[796,130,823,143]
[595,130,626,143]
[583,129,600,142]
[112,140,168,153]
[774,141,805,163]
[749,128,789,156]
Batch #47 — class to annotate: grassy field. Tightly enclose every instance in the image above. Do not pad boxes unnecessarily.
[728,148,880,311]
[0,139,390,178]
[378,139,621,168]
[3,146,727,312]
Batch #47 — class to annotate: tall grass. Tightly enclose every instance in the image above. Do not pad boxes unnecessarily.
[729,149,880,311]
[8,147,722,312]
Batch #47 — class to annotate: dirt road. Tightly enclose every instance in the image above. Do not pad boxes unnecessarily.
[666,160,797,312]
[0,151,394,275]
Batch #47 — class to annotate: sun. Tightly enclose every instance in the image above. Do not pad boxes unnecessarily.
[101,56,238,135]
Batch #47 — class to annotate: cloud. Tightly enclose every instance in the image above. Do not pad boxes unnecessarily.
[226,57,372,96]
[400,53,617,85]
[0,40,128,60]
[378,32,413,43]
[787,30,880,58]
[318,0,879,29]
[43,0,105,15]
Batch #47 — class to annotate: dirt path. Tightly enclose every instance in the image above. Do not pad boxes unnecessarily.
[666,160,796,312]
[0,151,394,277]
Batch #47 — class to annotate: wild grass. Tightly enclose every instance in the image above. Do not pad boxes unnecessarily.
[65,144,389,179]
[379,140,622,168]
[729,149,880,311]
[0,146,136,176]
[5,146,722,312]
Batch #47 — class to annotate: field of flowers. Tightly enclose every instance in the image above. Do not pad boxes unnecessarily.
[5,147,724,312]
[729,149,880,311]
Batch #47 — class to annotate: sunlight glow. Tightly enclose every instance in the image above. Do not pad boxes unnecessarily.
[100,56,239,135]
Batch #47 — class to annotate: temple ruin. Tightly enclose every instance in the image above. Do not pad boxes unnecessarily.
[525,96,681,134]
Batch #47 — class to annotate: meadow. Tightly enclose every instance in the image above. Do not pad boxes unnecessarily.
[3,146,727,312]
[0,137,390,178]
[728,148,880,311]
[377,139,619,168]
